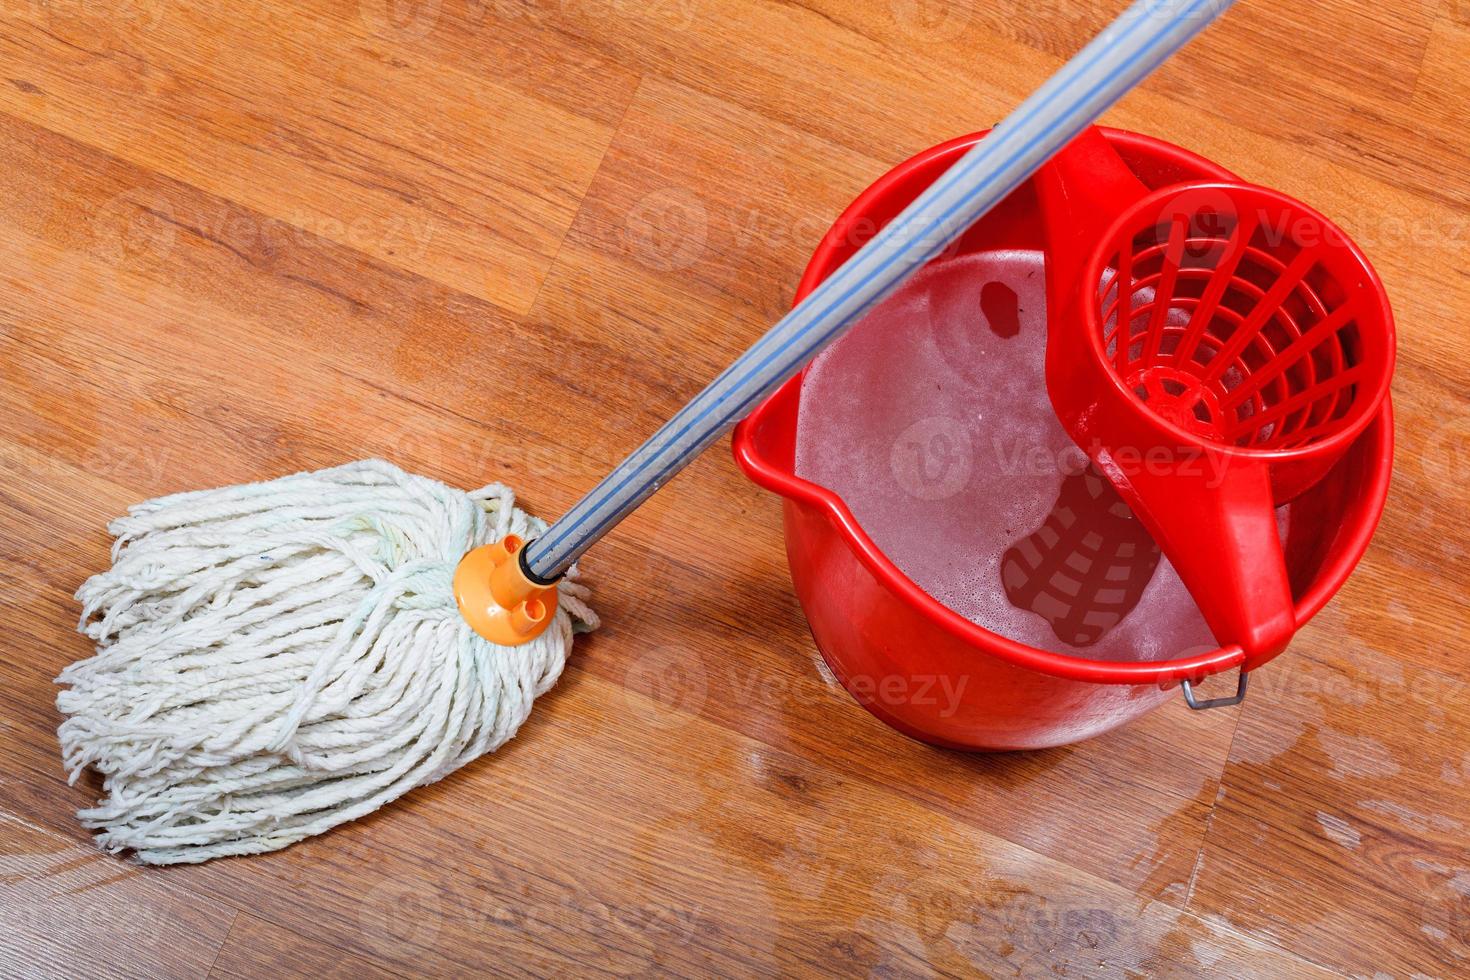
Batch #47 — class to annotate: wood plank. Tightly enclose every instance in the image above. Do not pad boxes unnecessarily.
[449,0,1458,211]
[0,811,236,979]
[208,914,399,980]
[1187,616,1470,977]
[0,635,1336,977]
[0,0,640,314]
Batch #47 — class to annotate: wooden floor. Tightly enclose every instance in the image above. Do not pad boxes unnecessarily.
[0,0,1466,975]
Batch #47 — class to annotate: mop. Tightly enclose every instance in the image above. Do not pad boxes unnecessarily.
[56,0,1236,864]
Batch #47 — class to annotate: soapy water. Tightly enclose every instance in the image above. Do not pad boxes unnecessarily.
[794,249,1223,663]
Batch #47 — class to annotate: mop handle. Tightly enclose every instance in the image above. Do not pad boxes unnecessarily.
[525,0,1236,581]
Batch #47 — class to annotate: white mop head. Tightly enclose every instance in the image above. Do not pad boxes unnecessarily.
[56,459,596,864]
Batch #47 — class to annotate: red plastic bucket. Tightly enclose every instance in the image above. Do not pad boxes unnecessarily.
[732,128,1394,750]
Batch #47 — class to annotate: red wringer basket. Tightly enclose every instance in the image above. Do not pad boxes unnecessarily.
[1040,128,1396,668]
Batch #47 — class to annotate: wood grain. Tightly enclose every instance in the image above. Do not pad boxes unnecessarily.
[207,914,399,980]
[0,811,237,979]
[0,0,1465,975]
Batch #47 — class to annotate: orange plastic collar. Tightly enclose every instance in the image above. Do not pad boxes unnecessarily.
[453,535,557,646]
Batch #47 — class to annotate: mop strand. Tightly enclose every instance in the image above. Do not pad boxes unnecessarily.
[56,459,596,864]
